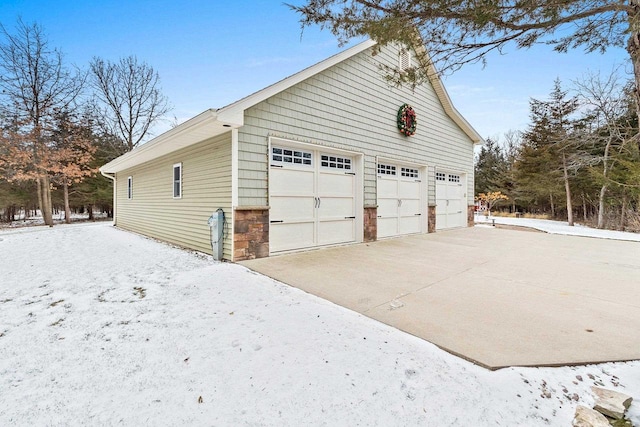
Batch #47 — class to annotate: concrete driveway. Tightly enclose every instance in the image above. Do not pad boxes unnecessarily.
[241,226,640,369]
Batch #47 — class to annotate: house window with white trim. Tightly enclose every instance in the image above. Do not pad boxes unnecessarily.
[127,176,133,199]
[173,163,182,198]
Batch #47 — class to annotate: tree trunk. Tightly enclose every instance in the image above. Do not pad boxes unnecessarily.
[88,204,94,220]
[597,185,607,229]
[620,192,628,230]
[627,10,640,146]
[63,178,71,224]
[41,174,54,226]
[562,153,574,226]
[36,175,45,223]
[550,193,555,217]
[582,194,588,222]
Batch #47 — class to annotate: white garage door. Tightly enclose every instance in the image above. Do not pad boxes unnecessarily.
[269,145,357,253]
[436,171,466,230]
[377,162,423,238]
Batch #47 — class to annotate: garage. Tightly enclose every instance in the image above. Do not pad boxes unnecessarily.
[269,142,361,253]
[376,161,425,238]
[435,171,466,230]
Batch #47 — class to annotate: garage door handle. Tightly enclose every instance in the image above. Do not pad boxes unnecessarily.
[414,213,421,216]
[270,220,284,223]
[270,164,283,168]
[345,172,356,176]
[345,216,355,219]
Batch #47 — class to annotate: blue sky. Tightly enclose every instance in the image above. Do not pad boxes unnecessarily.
[0,0,630,141]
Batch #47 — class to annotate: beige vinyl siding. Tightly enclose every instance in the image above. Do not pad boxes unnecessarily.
[115,133,232,260]
[237,43,474,208]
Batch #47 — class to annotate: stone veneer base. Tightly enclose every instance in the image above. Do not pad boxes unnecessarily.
[233,207,269,261]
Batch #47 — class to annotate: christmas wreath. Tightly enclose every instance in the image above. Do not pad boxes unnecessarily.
[397,104,417,136]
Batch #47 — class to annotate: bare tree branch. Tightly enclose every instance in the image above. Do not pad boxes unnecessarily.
[89,56,172,152]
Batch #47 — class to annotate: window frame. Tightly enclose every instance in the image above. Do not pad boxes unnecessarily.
[173,163,182,199]
[127,176,133,199]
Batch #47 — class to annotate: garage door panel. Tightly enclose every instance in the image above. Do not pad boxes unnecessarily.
[318,196,354,219]
[270,196,315,222]
[270,222,315,252]
[377,179,398,197]
[378,198,398,217]
[398,181,420,199]
[449,199,463,213]
[318,173,354,197]
[398,215,421,235]
[377,217,398,239]
[318,219,355,245]
[270,169,314,196]
[399,199,421,216]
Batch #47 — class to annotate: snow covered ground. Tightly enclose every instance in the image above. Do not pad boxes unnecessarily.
[1,222,638,426]
[475,213,640,242]
[0,211,109,229]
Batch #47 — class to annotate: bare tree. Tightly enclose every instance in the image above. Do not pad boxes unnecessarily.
[90,56,171,152]
[574,70,636,228]
[0,19,85,226]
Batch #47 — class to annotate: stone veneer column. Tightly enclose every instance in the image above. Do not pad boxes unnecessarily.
[363,207,377,242]
[467,206,475,227]
[233,207,269,261]
[428,205,436,233]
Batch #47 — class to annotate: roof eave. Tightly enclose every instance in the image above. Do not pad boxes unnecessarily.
[100,109,240,174]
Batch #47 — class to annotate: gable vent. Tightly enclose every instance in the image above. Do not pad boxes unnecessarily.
[399,48,411,72]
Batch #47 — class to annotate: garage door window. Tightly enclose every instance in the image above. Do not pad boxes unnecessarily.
[436,172,446,181]
[449,174,460,183]
[377,163,396,176]
[321,154,351,170]
[401,167,419,178]
[272,147,312,165]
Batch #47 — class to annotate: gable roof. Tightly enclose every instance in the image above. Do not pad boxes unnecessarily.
[101,40,482,174]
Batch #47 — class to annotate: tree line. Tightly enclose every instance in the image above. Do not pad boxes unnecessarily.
[0,19,170,225]
[475,74,640,231]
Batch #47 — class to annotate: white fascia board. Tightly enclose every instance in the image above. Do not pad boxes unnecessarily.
[100,109,237,174]
[216,39,377,121]
[414,44,484,145]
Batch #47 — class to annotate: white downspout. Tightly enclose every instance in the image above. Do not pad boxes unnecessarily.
[100,170,117,226]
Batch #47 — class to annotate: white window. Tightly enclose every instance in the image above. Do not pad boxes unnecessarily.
[399,48,411,72]
[271,146,312,166]
[127,176,133,199]
[449,174,460,183]
[436,172,446,181]
[173,163,182,198]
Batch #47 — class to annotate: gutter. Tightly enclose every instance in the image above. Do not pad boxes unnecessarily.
[100,169,117,226]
